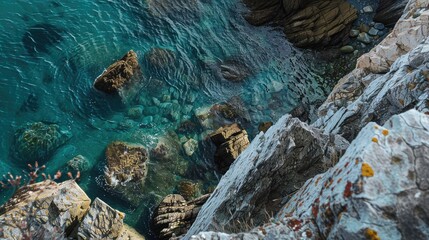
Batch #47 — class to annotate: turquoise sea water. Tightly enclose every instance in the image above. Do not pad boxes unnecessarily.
[0,0,329,237]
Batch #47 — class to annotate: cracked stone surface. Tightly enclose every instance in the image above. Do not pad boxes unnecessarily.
[77,198,125,239]
[190,109,429,240]
[0,180,90,239]
[185,115,349,238]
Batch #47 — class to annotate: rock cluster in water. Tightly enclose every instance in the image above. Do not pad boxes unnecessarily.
[0,180,144,239]
[93,50,141,94]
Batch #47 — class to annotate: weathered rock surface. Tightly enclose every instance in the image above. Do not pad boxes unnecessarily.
[243,0,358,48]
[152,194,210,240]
[209,123,250,173]
[94,50,140,94]
[190,109,429,240]
[77,198,125,239]
[374,0,409,27]
[104,141,149,204]
[0,180,144,240]
[186,115,349,237]
[0,180,90,239]
[315,1,429,140]
[283,0,358,48]
[12,122,72,163]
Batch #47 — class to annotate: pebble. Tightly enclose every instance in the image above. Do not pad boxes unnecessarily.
[161,94,171,102]
[350,29,360,38]
[368,27,379,36]
[359,24,370,33]
[152,97,161,106]
[374,23,385,30]
[183,138,198,156]
[363,6,374,13]
[271,81,283,92]
[357,32,371,44]
[340,45,354,54]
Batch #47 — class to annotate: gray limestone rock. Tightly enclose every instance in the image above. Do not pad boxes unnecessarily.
[190,109,429,240]
[185,115,349,237]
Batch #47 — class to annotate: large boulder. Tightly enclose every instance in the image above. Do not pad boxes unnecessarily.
[94,50,141,94]
[209,123,250,173]
[104,141,149,204]
[0,180,90,239]
[11,122,72,163]
[185,115,349,237]
[152,194,210,240]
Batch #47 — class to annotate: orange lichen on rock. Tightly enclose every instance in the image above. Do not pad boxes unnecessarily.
[362,163,374,177]
[364,228,381,240]
[372,137,379,143]
[382,129,389,136]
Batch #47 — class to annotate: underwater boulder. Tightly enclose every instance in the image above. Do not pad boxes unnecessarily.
[22,23,64,56]
[12,122,72,163]
[144,47,176,75]
[93,50,141,94]
[219,59,252,82]
[104,141,148,204]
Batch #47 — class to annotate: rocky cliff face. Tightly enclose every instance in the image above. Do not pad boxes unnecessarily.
[191,109,429,240]
[187,0,429,239]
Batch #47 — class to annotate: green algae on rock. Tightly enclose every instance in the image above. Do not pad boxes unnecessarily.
[11,122,72,163]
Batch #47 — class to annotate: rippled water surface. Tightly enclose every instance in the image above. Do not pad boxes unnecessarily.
[0,0,328,237]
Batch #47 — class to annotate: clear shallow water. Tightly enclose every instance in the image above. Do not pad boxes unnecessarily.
[0,0,328,237]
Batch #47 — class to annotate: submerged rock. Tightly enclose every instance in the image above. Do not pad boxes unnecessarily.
[67,155,91,172]
[219,59,251,82]
[12,122,72,162]
[183,138,198,156]
[152,194,210,240]
[22,23,64,56]
[104,141,148,204]
[209,123,250,173]
[144,48,176,72]
[94,50,141,94]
